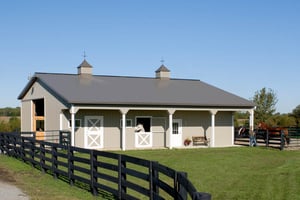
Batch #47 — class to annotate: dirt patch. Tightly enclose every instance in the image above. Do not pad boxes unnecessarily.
[0,167,16,183]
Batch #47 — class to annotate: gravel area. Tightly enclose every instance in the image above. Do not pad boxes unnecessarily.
[0,181,29,200]
[0,166,29,200]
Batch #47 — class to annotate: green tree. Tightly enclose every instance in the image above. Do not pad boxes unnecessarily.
[291,105,300,127]
[252,87,278,125]
[267,113,296,127]
[0,120,10,132]
[8,117,21,132]
[0,107,20,116]
[0,117,20,132]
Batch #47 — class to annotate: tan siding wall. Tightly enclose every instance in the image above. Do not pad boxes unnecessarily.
[20,100,32,131]
[20,82,67,132]
[174,111,211,141]
[214,111,233,147]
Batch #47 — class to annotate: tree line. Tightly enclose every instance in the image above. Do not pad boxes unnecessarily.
[0,107,20,132]
[235,87,300,127]
[0,107,20,116]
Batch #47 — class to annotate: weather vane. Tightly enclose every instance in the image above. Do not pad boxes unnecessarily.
[160,57,165,65]
[83,51,87,59]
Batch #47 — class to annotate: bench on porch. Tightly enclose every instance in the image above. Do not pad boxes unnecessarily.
[192,136,209,146]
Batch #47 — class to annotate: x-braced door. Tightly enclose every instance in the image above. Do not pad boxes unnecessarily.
[84,116,103,149]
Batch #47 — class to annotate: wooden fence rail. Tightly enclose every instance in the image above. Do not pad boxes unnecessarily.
[234,127,300,150]
[0,132,211,200]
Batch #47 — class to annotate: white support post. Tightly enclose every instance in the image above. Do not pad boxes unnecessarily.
[70,106,76,147]
[231,112,235,146]
[168,109,175,149]
[210,110,218,147]
[249,109,254,131]
[120,109,128,151]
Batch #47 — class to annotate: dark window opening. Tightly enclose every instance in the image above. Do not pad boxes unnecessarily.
[136,117,151,132]
[34,99,44,116]
[36,120,44,131]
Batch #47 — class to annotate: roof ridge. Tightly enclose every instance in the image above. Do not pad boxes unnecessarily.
[35,72,201,82]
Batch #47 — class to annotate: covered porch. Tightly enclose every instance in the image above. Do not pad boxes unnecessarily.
[67,105,255,150]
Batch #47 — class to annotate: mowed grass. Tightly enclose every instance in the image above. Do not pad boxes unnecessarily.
[1,147,300,200]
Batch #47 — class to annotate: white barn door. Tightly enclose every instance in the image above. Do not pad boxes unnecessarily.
[84,116,103,149]
[172,119,182,147]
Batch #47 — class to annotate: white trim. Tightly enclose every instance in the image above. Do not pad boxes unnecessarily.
[70,105,254,112]
[30,100,33,131]
[60,113,62,130]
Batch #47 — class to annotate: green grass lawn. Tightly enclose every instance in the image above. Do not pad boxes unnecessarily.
[1,147,300,200]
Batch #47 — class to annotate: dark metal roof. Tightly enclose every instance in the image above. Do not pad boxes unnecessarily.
[18,72,255,109]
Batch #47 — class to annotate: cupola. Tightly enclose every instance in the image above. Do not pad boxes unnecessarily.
[155,64,170,79]
[77,59,93,75]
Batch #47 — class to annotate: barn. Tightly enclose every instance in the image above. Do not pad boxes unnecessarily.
[18,59,255,150]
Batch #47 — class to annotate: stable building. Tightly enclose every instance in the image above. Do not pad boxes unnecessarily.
[18,60,255,150]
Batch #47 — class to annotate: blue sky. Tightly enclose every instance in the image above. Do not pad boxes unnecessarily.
[1,0,299,113]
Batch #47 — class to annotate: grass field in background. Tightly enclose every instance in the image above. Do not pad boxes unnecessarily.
[1,147,300,200]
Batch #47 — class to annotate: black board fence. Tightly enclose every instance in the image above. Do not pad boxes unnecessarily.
[0,132,211,200]
[234,127,300,150]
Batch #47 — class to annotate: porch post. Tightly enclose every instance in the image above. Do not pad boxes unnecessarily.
[120,109,129,151]
[210,110,218,147]
[249,109,254,132]
[231,112,235,145]
[70,105,78,147]
[168,109,175,149]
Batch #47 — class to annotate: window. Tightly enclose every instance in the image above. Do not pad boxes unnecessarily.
[120,119,132,128]
[34,99,44,116]
[33,99,45,132]
[173,122,179,134]
[136,117,151,132]
[69,119,81,128]
[36,119,44,131]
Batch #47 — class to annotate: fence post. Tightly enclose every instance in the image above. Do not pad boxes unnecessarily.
[178,172,188,199]
[52,145,58,179]
[266,130,269,147]
[118,154,127,199]
[68,146,74,186]
[90,150,98,196]
[40,142,45,173]
[30,139,35,166]
[150,161,159,199]
[280,130,285,151]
